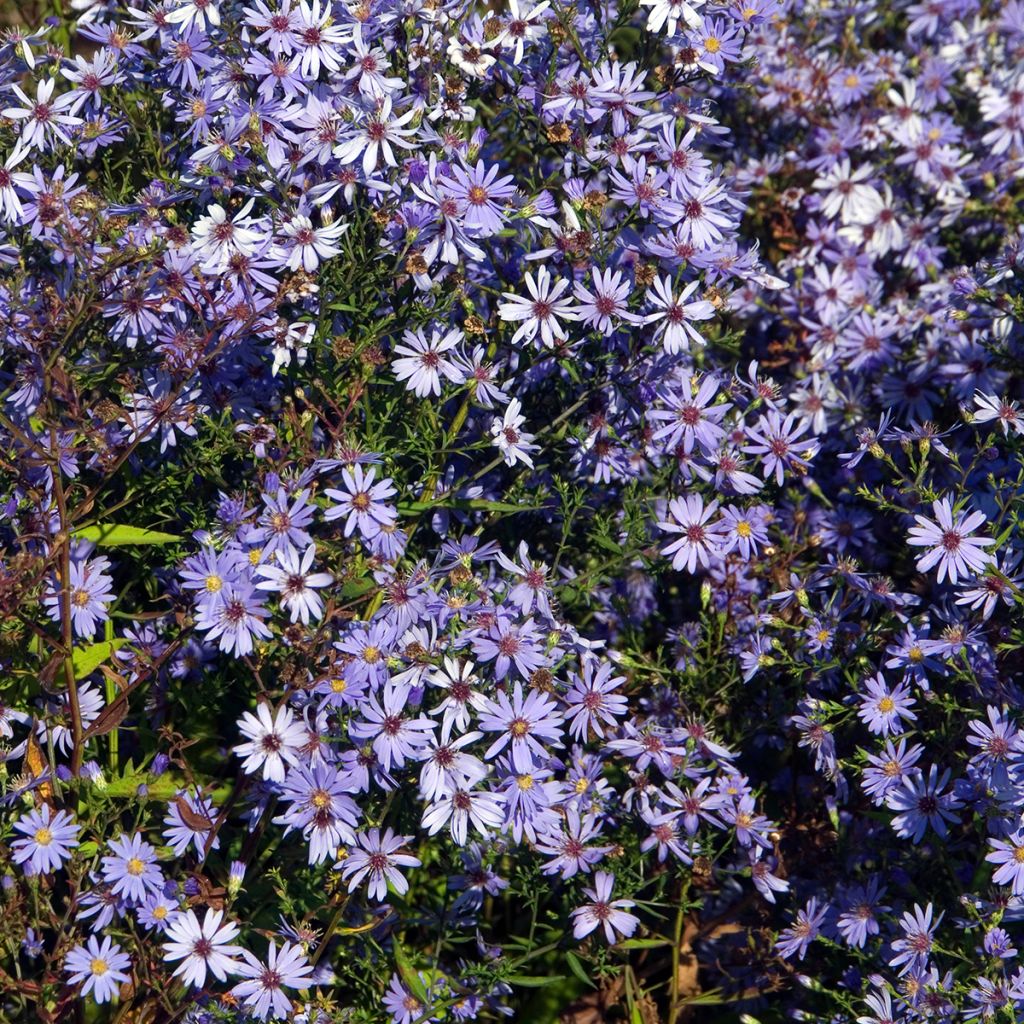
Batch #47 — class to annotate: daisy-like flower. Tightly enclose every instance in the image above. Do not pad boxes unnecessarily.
[44,555,115,638]
[571,870,640,943]
[985,831,1024,896]
[427,658,489,734]
[906,497,992,584]
[166,0,221,32]
[337,827,421,901]
[478,681,564,772]
[231,940,314,1021]
[776,897,828,961]
[191,200,262,272]
[162,908,242,988]
[971,392,1023,436]
[12,806,80,875]
[2,78,82,151]
[101,832,164,904]
[195,580,272,657]
[323,465,398,539]
[644,276,715,354]
[64,936,131,1003]
[886,765,961,844]
[743,410,818,485]
[421,778,505,845]
[254,543,333,624]
[813,160,882,224]
[573,268,644,336]
[441,159,518,236]
[293,0,348,76]
[491,398,539,468]
[658,494,722,573]
[639,0,705,33]
[500,0,550,64]
[564,661,628,740]
[233,702,309,782]
[334,96,418,176]
[275,212,348,272]
[498,266,578,348]
[856,674,917,737]
[391,326,464,397]
[349,680,437,772]
[889,903,940,976]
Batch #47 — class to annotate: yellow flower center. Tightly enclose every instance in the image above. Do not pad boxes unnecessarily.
[816,630,830,644]
[311,788,331,809]
[34,827,53,846]
[705,36,721,53]
[153,905,168,919]
[127,857,145,876]
[908,646,923,662]
[574,778,589,794]
[91,959,109,976]
[1014,846,1024,863]
[248,549,262,566]
[362,646,380,664]
[71,589,91,608]
[877,697,895,714]
[516,774,534,790]
[205,574,223,593]
[331,677,347,693]
[736,520,752,538]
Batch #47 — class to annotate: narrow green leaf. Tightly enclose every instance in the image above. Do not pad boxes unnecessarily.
[393,940,429,1003]
[74,524,180,546]
[565,951,595,988]
[72,640,126,678]
[504,974,566,988]
[615,938,671,949]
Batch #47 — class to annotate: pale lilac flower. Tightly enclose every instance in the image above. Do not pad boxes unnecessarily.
[986,831,1024,896]
[498,266,578,348]
[254,543,333,624]
[231,940,313,1021]
[571,871,640,943]
[337,827,421,901]
[906,498,992,584]
[275,213,348,272]
[392,327,464,397]
[162,908,242,988]
[2,78,82,151]
[233,702,309,782]
[12,806,80,875]
[491,398,539,468]
[658,494,722,573]
[644,276,715,354]
[64,936,131,1003]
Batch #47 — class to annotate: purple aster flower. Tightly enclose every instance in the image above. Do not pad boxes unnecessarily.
[426,657,489,734]
[536,807,610,879]
[986,831,1024,896]
[658,494,722,573]
[43,555,115,639]
[195,580,272,657]
[64,936,131,1003]
[471,612,546,681]
[478,681,564,771]
[906,498,992,584]
[349,680,437,772]
[498,265,578,348]
[418,728,487,803]
[248,488,317,558]
[334,96,418,176]
[162,908,242,989]
[392,326,464,397]
[775,896,828,961]
[2,77,82,151]
[163,790,219,857]
[743,410,818,485]
[441,159,517,236]
[101,832,164,905]
[496,541,554,617]
[856,674,918,737]
[138,893,181,932]
[649,372,731,454]
[571,871,640,943]
[886,765,961,843]
[564,661,628,740]
[491,398,539,468]
[233,702,308,782]
[836,878,889,949]
[12,806,80,875]
[323,465,398,539]
[421,777,505,845]
[337,827,421,901]
[644,275,715,354]
[276,760,361,864]
[254,543,333,624]
[890,903,940,976]
[231,940,314,1021]
[572,268,644,336]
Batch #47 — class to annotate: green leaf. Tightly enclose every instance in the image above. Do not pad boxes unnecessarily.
[72,640,126,678]
[339,577,376,600]
[565,951,595,989]
[74,524,180,546]
[504,974,566,988]
[393,939,429,1003]
[615,938,671,949]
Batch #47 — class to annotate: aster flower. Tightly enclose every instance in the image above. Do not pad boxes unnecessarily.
[233,702,309,783]
[101,832,164,904]
[972,391,1024,435]
[323,465,398,538]
[2,78,82,151]
[498,266,578,348]
[391,326,464,397]
[886,765,961,843]
[743,410,818,485]
[649,373,731,453]
[890,903,940,976]
[536,808,610,879]
[276,760,360,863]
[571,871,640,943]
[349,680,437,772]
[191,199,262,273]
[775,897,828,961]
[421,777,505,845]
[491,398,539,468]
[572,268,643,336]
[856,674,917,737]
[644,275,715,354]
[564,661,628,740]
[334,96,418,176]
[337,827,421,901]
[479,681,564,771]
[12,806,80,875]
[275,212,348,273]
[442,159,518,236]
[906,498,992,584]
[162,908,243,988]
[231,940,314,1021]
[986,832,1024,896]
[163,790,219,857]
[639,0,704,33]
[195,580,272,657]
[658,494,722,573]
[43,555,115,638]
[64,936,131,1003]
[427,657,489,734]
[254,543,333,624]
